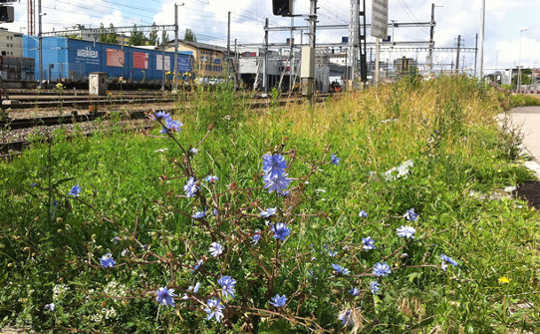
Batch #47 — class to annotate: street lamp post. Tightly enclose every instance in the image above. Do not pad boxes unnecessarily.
[518,27,528,93]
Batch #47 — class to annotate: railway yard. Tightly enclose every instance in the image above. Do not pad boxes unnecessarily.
[0,89,333,156]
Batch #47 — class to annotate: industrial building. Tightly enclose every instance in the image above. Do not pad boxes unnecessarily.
[162,40,227,81]
[0,28,23,57]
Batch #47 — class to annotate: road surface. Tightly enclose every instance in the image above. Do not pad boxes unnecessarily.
[510,106,540,178]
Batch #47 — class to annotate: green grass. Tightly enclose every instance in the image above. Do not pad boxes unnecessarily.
[0,78,538,333]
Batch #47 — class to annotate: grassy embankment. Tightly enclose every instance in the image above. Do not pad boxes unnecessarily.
[0,76,538,332]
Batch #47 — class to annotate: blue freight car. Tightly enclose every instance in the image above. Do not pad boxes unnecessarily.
[23,36,193,85]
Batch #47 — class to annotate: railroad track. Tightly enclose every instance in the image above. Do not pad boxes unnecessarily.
[4,97,175,109]
[1,94,335,155]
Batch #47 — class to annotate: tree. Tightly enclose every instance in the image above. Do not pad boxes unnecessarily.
[128,24,146,46]
[106,23,118,44]
[184,28,197,42]
[148,23,159,46]
[98,23,107,43]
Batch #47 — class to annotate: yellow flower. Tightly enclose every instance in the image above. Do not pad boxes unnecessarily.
[56,83,64,89]
[498,276,510,284]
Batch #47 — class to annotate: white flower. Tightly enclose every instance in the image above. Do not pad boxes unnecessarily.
[44,303,55,311]
[209,242,224,257]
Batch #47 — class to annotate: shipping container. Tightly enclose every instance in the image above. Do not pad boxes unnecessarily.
[23,36,193,84]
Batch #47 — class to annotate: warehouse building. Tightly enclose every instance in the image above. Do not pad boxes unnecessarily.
[163,40,227,80]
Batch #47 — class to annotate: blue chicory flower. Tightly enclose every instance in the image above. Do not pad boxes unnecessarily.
[263,172,291,193]
[260,207,277,218]
[331,154,340,165]
[338,309,353,327]
[370,281,380,294]
[209,242,224,257]
[271,223,290,241]
[160,118,183,134]
[184,177,199,198]
[269,294,287,307]
[205,298,225,322]
[192,259,203,272]
[396,225,416,239]
[192,211,206,219]
[331,264,350,275]
[348,287,360,296]
[100,253,116,268]
[156,287,176,307]
[205,175,218,183]
[217,275,237,299]
[44,303,55,311]
[152,110,171,121]
[441,254,459,271]
[251,230,262,245]
[362,237,376,250]
[373,262,391,277]
[187,282,201,293]
[359,210,368,218]
[68,185,81,197]
[404,208,419,221]
[189,147,198,155]
[262,153,287,178]
[324,245,337,257]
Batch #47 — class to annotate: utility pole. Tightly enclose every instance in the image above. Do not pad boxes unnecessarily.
[302,0,317,103]
[428,3,435,73]
[173,2,179,91]
[474,33,478,77]
[289,16,294,93]
[38,0,42,88]
[234,38,238,89]
[455,35,461,74]
[375,38,380,84]
[264,18,269,94]
[227,11,231,85]
[479,0,485,80]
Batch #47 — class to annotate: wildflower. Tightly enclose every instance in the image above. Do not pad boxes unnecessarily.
[152,110,171,121]
[192,259,203,272]
[279,190,290,197]
[30,182,38,187]
[213,208,219,216]
[262,153,287,178]
[205,298,225,322]
[331,154,340,165]
[100,253,116,268]
[44,303,55,311]
[161,119,183,134]
[269,294,287,307]
[396,225,416,239]
[373,262,391,277]
[217,275,237,299]
[260,207,277,218]
[190,147,198,155]
[209,242,224,257]
[68,185,81,197]
[331,264,350,275]
[338,309,353,327]
[324,245,337,257]
[348,287,360,296]
[120,249,129,257]
[251,230,261,245]
[271,223,290,241]
[156,287,176,307]
[403,208,419,222]
[362,237,376,250]
[187,282,201,293]
[369,281,380,294]
[440,254,459,271]
[111,236,121,244]
[263,172,291,193]
[359,210,368,218]
[205,175,218,183]
[384,160,414,181]
[184,177,199,198]
[192,211,206,219]
[498,276,511,284]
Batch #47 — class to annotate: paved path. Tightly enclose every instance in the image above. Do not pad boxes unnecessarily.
[510,106,540,178]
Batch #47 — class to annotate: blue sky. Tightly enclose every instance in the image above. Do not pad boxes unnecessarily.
[2,0,540,72]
